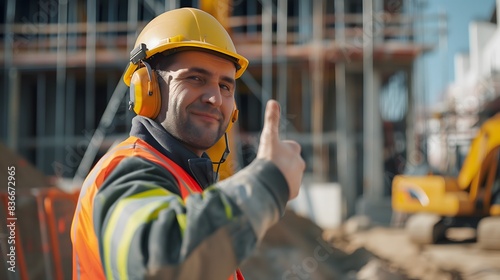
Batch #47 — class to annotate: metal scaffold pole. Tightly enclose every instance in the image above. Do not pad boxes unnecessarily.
[335,0,357,218]
[311,0,327,181]
[261,0,273,120]
[277,0,288,134]
[362,0,384,200]
[55,0,68,168]
[5,0,18,150]
[86,0,97,131]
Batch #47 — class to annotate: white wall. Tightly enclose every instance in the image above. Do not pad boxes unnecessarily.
[469,21,496,79]
[455,53,470,82]
[288,182,343,229]
[482,27,500,76]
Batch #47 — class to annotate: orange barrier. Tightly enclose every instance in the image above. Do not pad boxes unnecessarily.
[0,187,79,280]
[40,188,78,280]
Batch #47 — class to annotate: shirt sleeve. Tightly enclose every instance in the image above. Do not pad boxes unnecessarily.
[92,156,289,280]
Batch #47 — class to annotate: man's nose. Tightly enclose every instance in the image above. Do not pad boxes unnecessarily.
[201,82,222,107]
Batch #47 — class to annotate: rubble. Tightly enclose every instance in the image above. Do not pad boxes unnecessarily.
[241,210,500,280]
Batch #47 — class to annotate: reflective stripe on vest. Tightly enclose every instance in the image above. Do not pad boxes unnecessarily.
[71,136,243,280]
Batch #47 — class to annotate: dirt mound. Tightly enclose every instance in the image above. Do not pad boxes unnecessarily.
[0,141,52,191]
[241,210,410,279]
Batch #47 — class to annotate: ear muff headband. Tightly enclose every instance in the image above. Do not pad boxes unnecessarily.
[129,61,161,119]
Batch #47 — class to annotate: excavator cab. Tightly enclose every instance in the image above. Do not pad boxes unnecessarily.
[392,113,500,249]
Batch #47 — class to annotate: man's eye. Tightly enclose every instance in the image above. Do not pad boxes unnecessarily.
[188,76,202,81]
[220,84,234,96]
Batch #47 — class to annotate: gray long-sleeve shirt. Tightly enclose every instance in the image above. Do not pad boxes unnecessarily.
[92,116,289,279]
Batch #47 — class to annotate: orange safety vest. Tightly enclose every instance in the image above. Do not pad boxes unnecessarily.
[71,136,244,280]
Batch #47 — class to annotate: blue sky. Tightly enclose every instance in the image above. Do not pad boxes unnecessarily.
[421,0,496,104]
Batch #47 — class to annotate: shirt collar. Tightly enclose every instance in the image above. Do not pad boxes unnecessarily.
[129,116,216,188]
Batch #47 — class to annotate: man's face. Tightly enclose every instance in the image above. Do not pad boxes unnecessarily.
[156,51,237,156]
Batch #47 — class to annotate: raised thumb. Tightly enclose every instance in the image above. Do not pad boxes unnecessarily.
[261,100,281,141]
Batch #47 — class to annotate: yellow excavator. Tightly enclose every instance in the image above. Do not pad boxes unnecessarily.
[392,113,500,249]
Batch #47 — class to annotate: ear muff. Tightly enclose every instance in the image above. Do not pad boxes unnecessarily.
[129,61,161,119]
[225,107,239,133]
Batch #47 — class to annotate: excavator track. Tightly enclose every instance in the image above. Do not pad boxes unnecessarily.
[405,213,447,244]
[477,216,500,250]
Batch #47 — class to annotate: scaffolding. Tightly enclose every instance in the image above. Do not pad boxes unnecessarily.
[1,0,443,218]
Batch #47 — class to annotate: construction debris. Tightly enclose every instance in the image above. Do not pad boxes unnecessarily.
[241,211,500,280]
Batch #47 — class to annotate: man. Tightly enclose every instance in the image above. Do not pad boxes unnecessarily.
[71,7,305,280]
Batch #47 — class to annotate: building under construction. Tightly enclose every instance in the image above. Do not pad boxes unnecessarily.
[0,0,446,279]
[1,0,442,212]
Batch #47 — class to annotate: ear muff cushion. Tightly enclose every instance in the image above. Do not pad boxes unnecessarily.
[225,109,239,133]
[231,109,239,123]
[130,67,161,119]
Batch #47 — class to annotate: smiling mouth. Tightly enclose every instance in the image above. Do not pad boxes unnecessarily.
[191,112,220,123]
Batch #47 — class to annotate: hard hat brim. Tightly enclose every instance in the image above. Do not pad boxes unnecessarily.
[123,42,249,86]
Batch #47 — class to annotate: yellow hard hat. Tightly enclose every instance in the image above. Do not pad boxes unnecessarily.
[123,7,249,86]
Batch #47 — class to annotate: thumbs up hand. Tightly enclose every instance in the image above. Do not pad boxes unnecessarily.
[257,100,305,200]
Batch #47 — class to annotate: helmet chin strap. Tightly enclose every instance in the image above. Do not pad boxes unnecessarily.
[212,133,230,181]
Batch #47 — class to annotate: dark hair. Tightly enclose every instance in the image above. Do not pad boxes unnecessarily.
[147,47,240,71]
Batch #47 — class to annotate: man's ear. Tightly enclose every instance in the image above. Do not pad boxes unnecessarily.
[154,72,171,122]
[225,103,238,133]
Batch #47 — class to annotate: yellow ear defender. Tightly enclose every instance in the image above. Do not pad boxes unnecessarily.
[226,107,239,133]
[128,60,161,119]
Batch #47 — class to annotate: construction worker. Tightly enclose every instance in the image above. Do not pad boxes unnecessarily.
[70,7,305,280]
